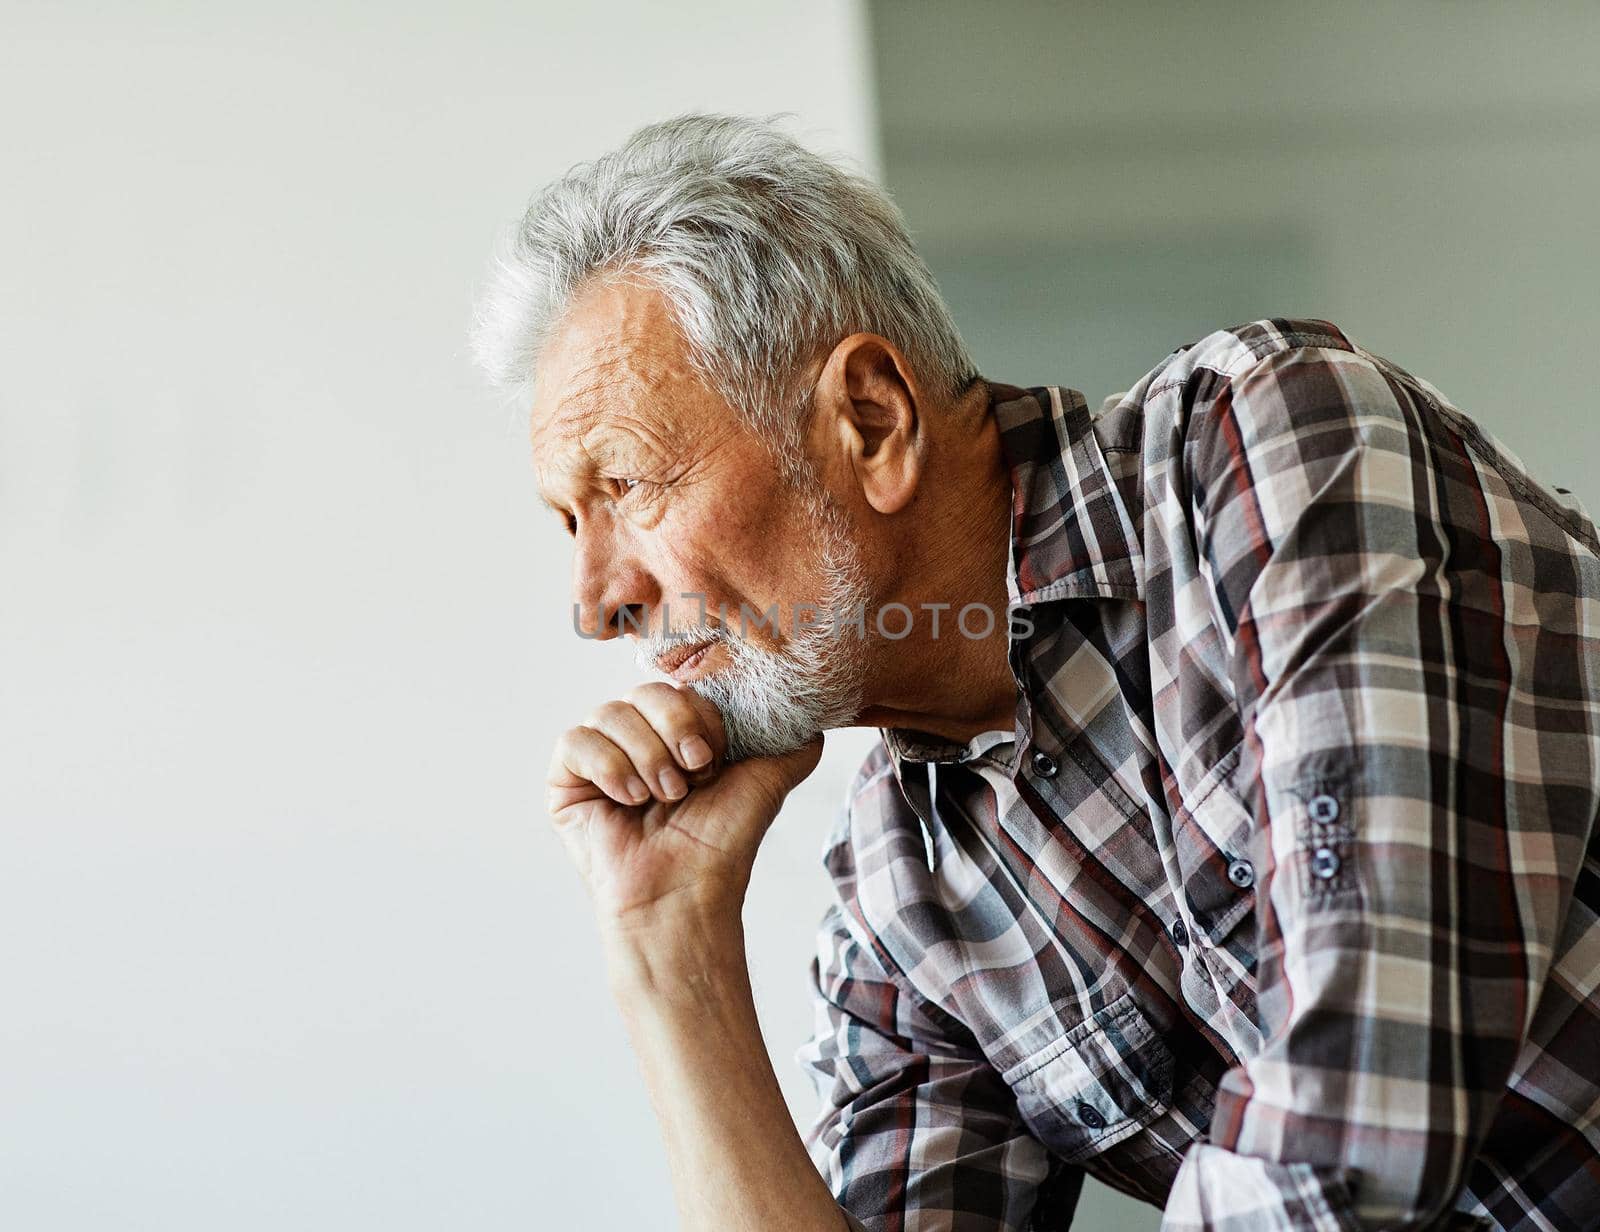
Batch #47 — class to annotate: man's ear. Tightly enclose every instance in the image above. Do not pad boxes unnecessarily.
[810,333,923,515]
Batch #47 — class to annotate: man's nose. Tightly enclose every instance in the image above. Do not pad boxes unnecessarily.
[572,524,659,641]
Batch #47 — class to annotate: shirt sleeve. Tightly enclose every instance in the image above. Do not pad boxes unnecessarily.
[1164,343,1592,1229]
[794,899,1081,1231]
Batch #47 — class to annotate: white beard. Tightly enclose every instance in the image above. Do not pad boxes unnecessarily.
[635,476,869,761]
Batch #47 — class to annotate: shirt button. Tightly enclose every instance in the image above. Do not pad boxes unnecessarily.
[1311,846,1341,879]
[1226,858,1255,889]
[1170,918,1190,948]
[1075,1100,1107,1130]
[1308,793,1340,824]
[1030,750,1058,779]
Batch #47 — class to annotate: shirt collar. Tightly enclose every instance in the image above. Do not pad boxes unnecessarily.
[879,381,1145,768]
[990,382,1145,607]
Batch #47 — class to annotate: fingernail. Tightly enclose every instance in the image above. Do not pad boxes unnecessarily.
[659,767,687,799]
[625,776,649,803]
[680,735,712,769]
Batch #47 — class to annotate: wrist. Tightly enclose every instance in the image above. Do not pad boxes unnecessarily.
[601,899,749,1005]
[598,875,748,952]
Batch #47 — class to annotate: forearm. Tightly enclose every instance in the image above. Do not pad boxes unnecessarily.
[603,909,849,1232]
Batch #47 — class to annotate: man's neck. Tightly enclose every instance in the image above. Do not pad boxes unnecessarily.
[851,382,1021,746]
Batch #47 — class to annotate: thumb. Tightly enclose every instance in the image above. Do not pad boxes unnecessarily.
[771,732,826,788]
[736,733,826,813]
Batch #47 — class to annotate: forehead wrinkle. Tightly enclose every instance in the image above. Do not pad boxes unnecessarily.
[541,339,659,445]
[558,347,635,418]
[530,358,617,494]
[530,289,699,501]
[531,417,600,512]
[563,361,682,472]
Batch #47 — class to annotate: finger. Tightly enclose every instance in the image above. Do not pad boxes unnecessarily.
[549,724,650,808]
[582,699,689,802]
[626,681,727,772]
[693,733,826,843]
[671,683,731,764]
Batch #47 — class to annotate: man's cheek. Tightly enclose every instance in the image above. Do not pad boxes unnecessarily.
[661,496,768,572]
[647,536,731,621]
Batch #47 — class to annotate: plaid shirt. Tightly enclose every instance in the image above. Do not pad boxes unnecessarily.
[793,318,1600,1230]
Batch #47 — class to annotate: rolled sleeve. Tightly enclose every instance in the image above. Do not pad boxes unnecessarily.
[1166,345,1591,1228]
[794,900,1077,1231]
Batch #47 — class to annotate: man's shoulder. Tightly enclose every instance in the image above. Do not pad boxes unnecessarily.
[1094,315,1395,480]
[1107,316,1365,414]
[1178,315,1360,374]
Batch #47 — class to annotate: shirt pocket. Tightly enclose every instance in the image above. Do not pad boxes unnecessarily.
[1000,992,1175,1165]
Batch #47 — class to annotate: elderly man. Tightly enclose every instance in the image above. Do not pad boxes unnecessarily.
[470,114,1600,1230]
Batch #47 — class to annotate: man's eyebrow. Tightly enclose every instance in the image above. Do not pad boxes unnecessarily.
[531,419,627,515]
[531,448,587,514]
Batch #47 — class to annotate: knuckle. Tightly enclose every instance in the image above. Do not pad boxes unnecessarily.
[629,683,696,731]
[595,744,633,779]
[585,699,632,727]
[551,727,583,760]
[557,729,627,785]
[693,699,727,743]
[667,682,711,720]
[624,681,675,711]
[635,742,673,771]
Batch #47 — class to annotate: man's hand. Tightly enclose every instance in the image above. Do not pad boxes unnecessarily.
[546,683,847,1231]
[547,682,824,929]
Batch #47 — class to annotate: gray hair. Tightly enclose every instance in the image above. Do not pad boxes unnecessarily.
[468,112,977,462]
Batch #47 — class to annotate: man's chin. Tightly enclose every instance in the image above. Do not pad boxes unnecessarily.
[702,696,861,763]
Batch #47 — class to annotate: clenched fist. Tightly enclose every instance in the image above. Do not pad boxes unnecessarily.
[547,682,823,931]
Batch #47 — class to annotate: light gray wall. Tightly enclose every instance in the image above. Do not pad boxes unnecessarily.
[870,1,1600,1226]
[0,5,880,1229]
